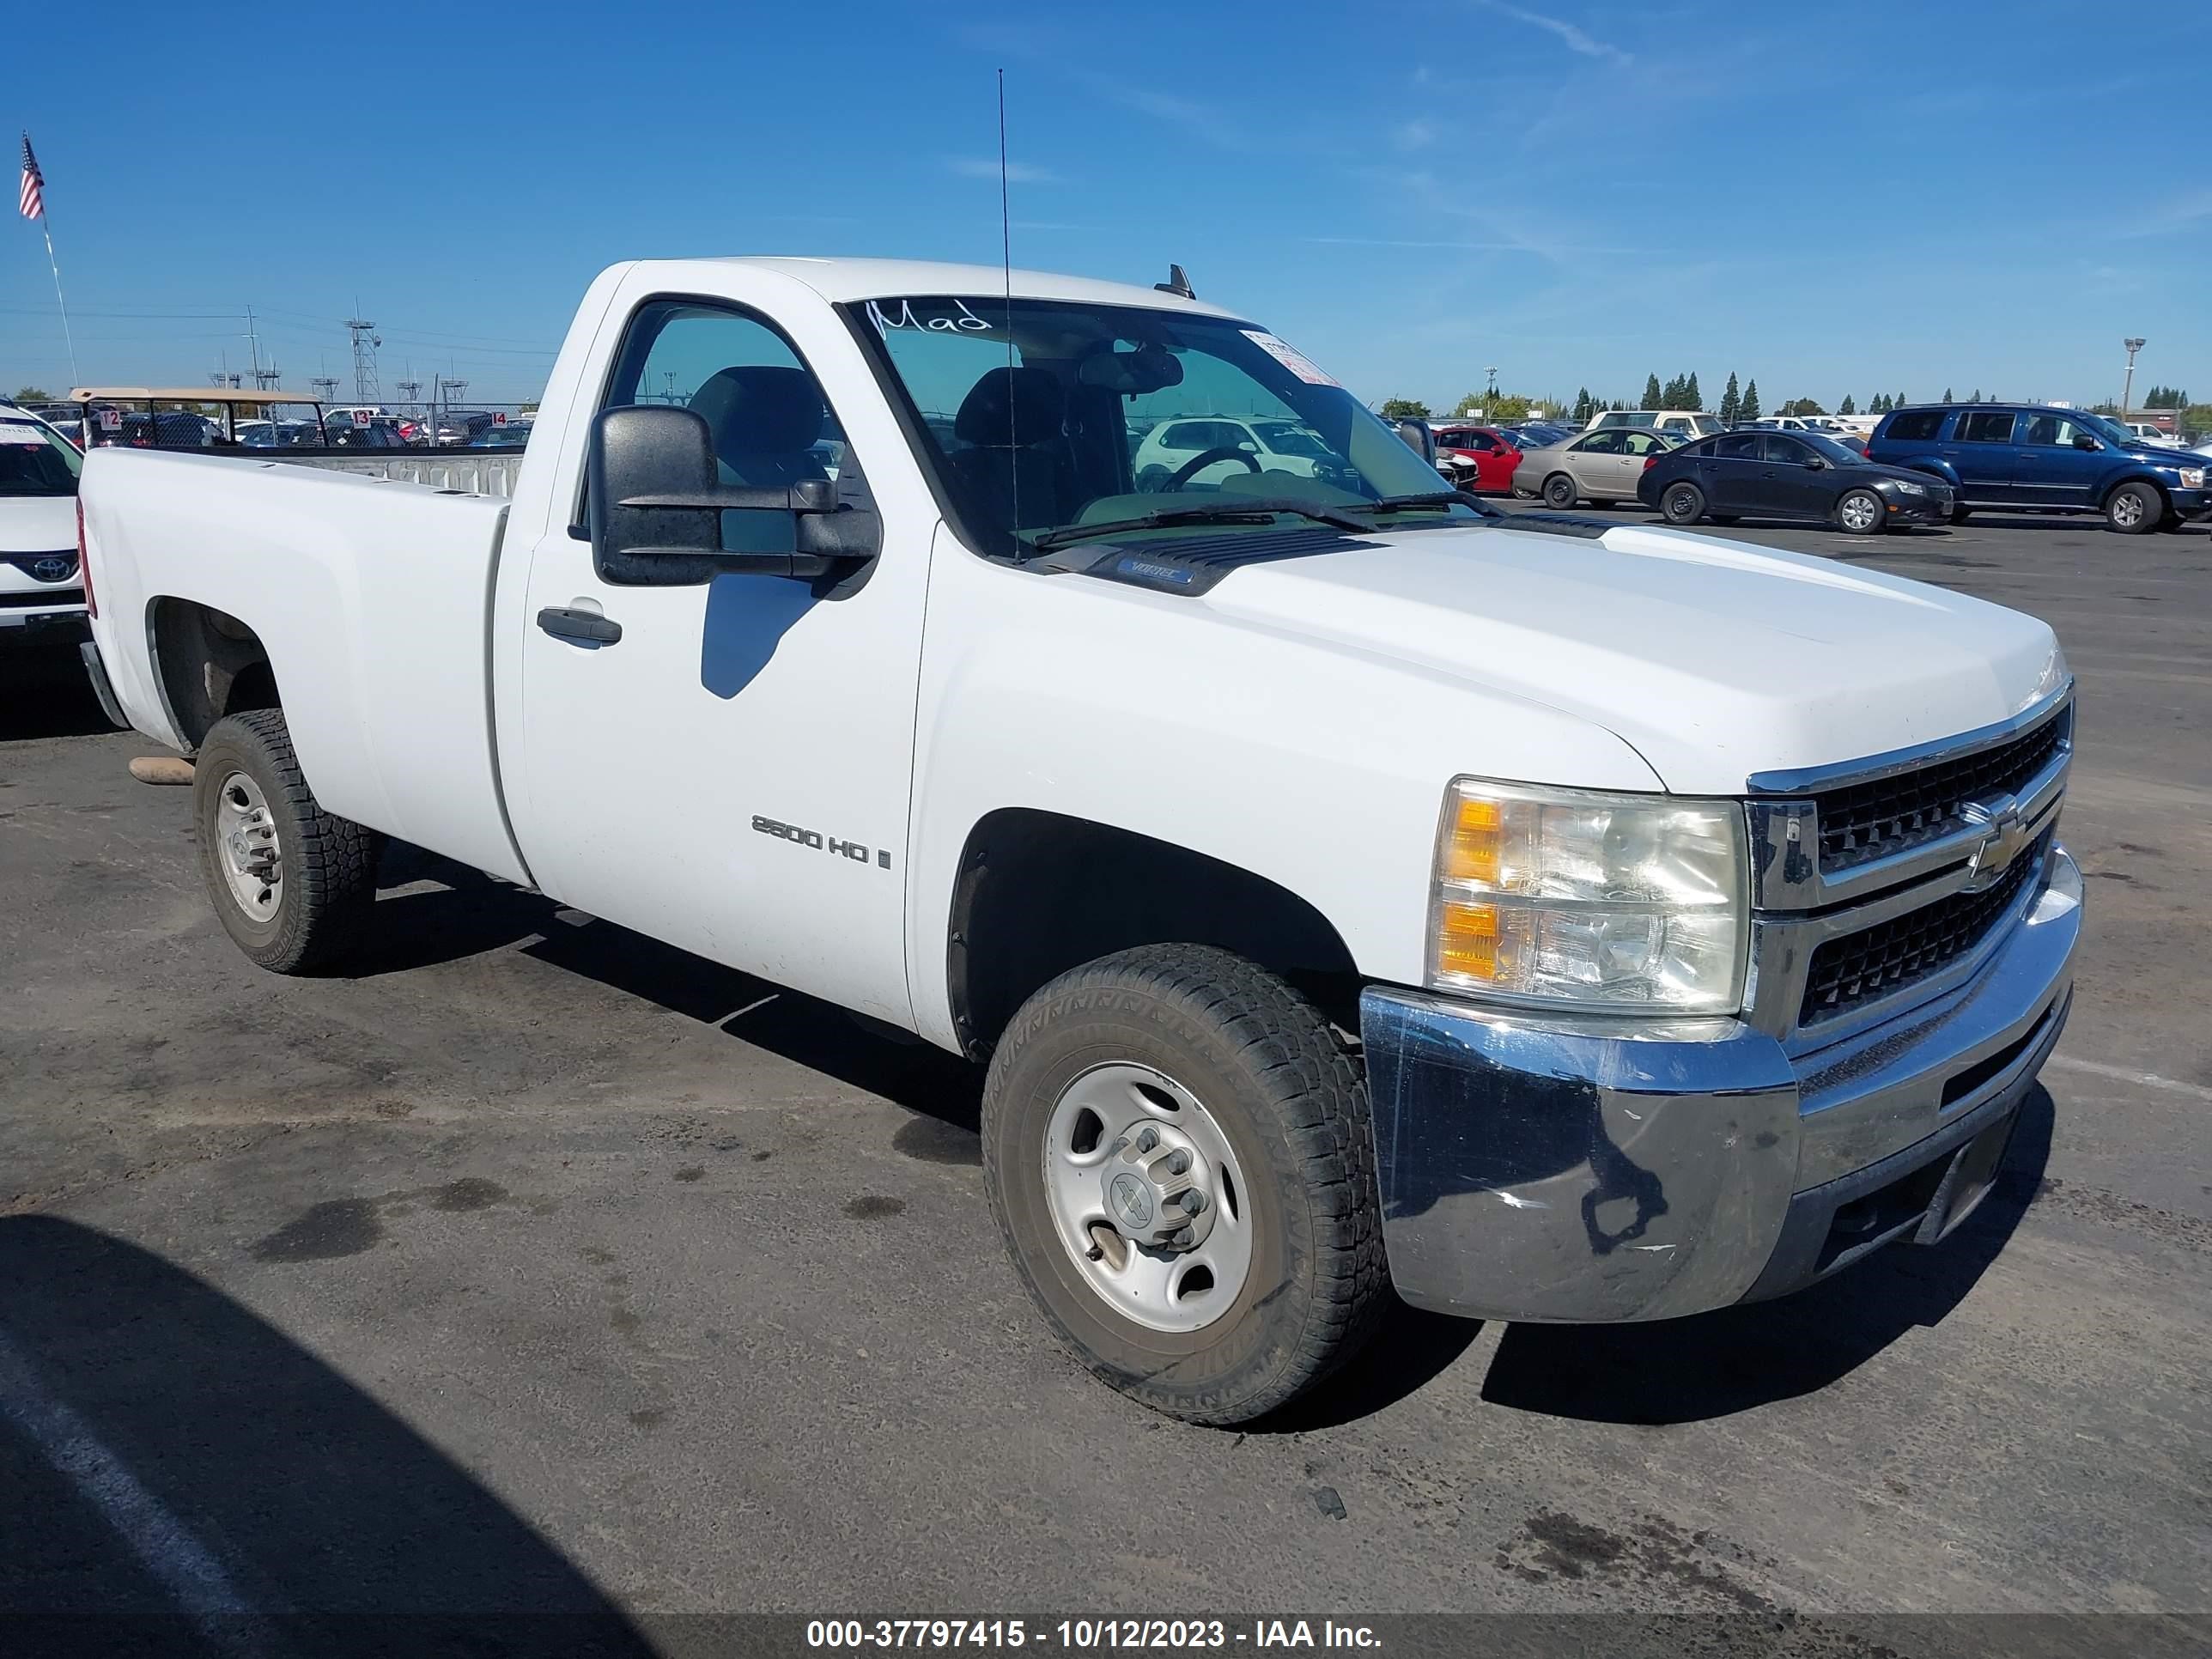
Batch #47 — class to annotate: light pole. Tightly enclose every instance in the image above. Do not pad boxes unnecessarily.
[2121,337,2145,421]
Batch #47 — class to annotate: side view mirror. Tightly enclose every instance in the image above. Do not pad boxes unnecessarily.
[2072,434,2100,451]
[1804,455,1828,470]
[1393,419,1437,464]
[586,404,878,586]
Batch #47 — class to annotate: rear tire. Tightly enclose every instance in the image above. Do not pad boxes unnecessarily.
[1836,488,1886,535]
[1661,482,1705,526]
[2106,481,2160,535]
[1542,473,1577,509]
[981,944,1388,1425]
[192,709,382,974]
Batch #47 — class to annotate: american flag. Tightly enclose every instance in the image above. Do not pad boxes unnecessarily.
[20,135,46,221]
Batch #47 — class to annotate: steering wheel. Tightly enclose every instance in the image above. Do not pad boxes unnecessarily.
[1162,445,1263,491]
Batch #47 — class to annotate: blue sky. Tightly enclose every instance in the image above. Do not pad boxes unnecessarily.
[4,0,2207,411]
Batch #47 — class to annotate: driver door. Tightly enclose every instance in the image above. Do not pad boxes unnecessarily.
[510,293,929,1026]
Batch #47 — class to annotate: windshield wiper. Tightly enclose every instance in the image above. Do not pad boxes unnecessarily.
[1029,498,1376,552]
[1358,489,1506,520]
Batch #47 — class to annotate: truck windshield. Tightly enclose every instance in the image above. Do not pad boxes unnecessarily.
[848,295,1470,556]
[0,417,82,495]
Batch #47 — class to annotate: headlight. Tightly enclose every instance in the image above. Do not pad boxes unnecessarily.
[1877,477,1926,495]
[2180,467,2206,489]
[1428,780,1747,1012]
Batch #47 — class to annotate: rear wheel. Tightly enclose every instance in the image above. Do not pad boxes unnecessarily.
[981,945,1387,1425]
[2106,481,2160,535]
[1836,488,1886,535]
[1542,473,1577,510]
[192,709,382,973]
[1661,482,1705,526]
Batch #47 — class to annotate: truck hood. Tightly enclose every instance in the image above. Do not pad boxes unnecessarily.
[1195,520,2064,795]
[0,495,76,554]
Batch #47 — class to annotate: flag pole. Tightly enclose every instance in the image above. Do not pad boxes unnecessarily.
[39,215,77,390]
[19,134,76,389]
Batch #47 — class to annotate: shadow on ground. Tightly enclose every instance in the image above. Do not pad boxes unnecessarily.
[1478,1085,2055,1424]
[364,844,982,1133]
[0,1215,649,1653]
[0,633,114,743]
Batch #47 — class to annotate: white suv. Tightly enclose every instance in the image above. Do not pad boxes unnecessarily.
[0,406,85,639]
[1586,410,1725,440]
[1131,415,1358,490]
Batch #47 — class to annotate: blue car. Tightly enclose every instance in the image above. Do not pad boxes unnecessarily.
[1866,403,2209,534]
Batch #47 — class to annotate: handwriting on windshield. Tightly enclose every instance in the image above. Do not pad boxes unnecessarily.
[867,299,994,337]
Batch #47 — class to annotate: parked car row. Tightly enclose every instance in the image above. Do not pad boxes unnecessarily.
[1493,399,2207,536]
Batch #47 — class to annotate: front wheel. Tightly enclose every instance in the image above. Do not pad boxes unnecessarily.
[1542,473,1577,510]
[1661,482,1705,526]
[1836,488,1886,534]
[192,709,382,973]
[2106,481,2160,535]
[981,945,1387,1425]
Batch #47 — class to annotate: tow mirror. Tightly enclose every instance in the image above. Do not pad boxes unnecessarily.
[1393,419,1437,464]
[586,404,878,586]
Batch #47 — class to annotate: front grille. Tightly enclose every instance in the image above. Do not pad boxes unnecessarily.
[1800,835,2047,1026]
[1815,712,2066,869]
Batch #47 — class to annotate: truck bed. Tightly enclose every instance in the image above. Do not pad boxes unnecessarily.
[81,449,528,884]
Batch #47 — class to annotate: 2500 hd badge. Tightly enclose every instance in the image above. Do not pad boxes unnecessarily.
[752,813,893,871]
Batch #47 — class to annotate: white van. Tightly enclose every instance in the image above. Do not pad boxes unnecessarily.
[1586,410,1725,440]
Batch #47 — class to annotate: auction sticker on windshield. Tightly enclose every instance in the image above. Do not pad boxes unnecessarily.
[1242,330,1337,386]
[0,422,47,445]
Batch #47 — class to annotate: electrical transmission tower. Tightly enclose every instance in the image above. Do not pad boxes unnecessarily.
[346,316,383,404]
[311,376,340,402]
[252,362,285,392]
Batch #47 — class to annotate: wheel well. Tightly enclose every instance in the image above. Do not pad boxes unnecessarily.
[2103,475,2167,508]
[945,809,1359,1057]
[149,597,279,751]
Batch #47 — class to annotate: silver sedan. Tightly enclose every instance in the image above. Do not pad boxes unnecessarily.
[1513,427,1678,509]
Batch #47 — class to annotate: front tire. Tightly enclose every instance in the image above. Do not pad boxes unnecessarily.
[981,945,1387,1425]
[2106,481,2160,535]
[1661,482,1705,526]
[192,709,382,973]
[1542,473,1577,509]
[1836,488,1886,534]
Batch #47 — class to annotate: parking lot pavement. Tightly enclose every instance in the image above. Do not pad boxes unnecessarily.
[3,514,2209,1635]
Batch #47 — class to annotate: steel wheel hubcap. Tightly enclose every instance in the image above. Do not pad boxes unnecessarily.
[1042,1062,1254,1334]
[214,769,283,921]
[1842,495,1877,529]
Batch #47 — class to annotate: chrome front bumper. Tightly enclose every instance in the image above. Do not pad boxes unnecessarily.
[1360,845,2081,1323]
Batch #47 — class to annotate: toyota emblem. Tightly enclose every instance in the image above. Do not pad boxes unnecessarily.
[31,556,71,583]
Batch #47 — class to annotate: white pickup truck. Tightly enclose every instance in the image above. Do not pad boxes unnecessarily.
[80,258,2081,1425]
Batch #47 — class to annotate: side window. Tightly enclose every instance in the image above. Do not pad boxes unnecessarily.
[1956,410,2017,444]
[1882,410,1944,442]
[1467,432,1498,453]
[1620,430,1666,456]
[1714,434,1760,459]
[599,300,867,556]
[2019,414,2083,447]
[1576,430,1621,454]
[1768,437,1813,465]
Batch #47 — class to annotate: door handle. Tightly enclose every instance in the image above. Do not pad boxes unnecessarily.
[536,606,622,645]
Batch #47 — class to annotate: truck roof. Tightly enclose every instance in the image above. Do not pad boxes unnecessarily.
[665,257,1245,319]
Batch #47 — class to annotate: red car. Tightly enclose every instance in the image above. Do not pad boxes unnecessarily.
[1431,423,1522,495]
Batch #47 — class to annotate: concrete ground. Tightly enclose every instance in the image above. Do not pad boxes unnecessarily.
[2,513,2208,1650]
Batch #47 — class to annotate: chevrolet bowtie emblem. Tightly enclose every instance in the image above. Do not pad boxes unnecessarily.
[1960,795,2028,892]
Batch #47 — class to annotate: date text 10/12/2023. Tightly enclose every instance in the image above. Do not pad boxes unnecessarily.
[805,1621,1382,1650]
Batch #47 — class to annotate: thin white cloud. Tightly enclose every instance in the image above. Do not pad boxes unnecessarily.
[945,157,1060,185]
[1393,119,1440,152]
[1474,0,1632,64]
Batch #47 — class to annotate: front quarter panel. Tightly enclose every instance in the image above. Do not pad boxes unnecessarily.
[903,524,1664,1048]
